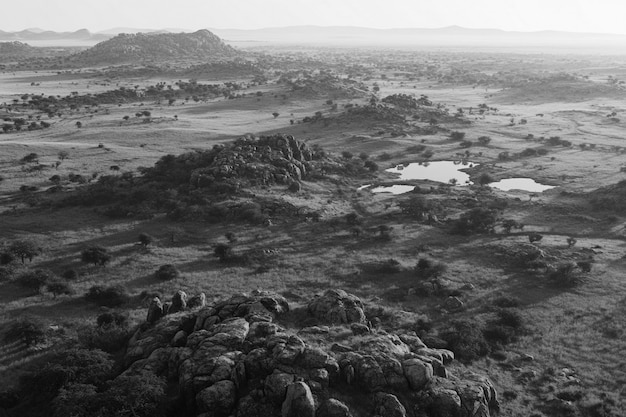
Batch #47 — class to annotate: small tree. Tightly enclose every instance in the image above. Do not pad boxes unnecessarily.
[75,121,82,128]
[213,244,233,263]
[81,246,111,267]
[138,233,154,248]
[58,150,69,161]
[9,240,40,264]
[47,281,75,298]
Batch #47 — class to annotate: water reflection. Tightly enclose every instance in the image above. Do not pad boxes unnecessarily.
[488,178,555,192]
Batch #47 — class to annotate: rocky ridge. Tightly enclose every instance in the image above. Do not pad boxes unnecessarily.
[122,289,499,417]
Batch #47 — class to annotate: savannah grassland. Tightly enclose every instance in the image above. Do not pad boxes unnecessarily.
[0,47,625,416]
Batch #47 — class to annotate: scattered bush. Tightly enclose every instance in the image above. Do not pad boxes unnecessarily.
[451,208,499,235]
[154,264,180,281]
[85,285,129,307]
[81,246,111,266]
[138,233,154,247]
[47,281,75,298]
[15,269,54,293]
[214,244,233,263]
[5,317,47,346]
[415,258,447,279]
[440,319,489,362]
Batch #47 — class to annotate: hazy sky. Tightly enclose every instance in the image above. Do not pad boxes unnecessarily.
[4,0,626,34]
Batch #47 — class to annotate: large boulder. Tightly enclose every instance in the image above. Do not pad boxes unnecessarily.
[402,358,434,391]
[146,297,164,324]
[373,392,406,417]
[170,290,188,313]
[307,289,366,324]
[264,370,296,404]
[281,381,315,417]
[316,398,353,417]
[196,380,237,416]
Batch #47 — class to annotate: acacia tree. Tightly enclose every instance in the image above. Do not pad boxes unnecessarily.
[9,240,40,264]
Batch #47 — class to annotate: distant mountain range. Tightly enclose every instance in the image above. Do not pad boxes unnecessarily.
[0,28,109,42]
[2,26,626,49]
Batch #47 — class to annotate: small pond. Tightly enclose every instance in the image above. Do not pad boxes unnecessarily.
[488,178,555,192]
[386,160,478,185]
[358,160,556,195]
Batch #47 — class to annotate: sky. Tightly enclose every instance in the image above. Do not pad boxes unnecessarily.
[3,0,626,35]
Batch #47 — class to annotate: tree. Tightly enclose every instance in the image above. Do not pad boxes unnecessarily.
[213,244,233,263]
[450,131,465,141]
[47,281,75,298]
[58,150,69,161]
[81,246,111,267]
[75,121,82,128]
[9,240,40,264]
[138,233,154,248]
[154,264,180,281]
[451,208,499,235]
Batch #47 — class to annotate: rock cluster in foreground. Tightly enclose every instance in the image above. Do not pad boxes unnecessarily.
[123,289,499,417]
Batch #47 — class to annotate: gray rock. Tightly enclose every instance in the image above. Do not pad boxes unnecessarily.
[443,296,464,311]
[316,398,353,417]
[146,297,164,324]
[373,392,406,417]
[196,380,236,415]
[188,292,207,309]
[402,358,433,391]
[264,370,295,404]
[307,289,366,324]
[170,290,188,314]
[350,323,370,335]
[281,381,315,417]
[171,330,188,347]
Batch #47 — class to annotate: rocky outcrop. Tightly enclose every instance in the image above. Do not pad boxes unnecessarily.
[307,289,366,324]
[120,289,499,417]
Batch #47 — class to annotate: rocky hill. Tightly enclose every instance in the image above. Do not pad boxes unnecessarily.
[75,29,239,65]
[0,41,37,60]
[121,289,499,417]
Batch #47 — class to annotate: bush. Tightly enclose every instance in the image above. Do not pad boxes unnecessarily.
[15,269,54,293]
[5,317,46,346]
[450,131,465,141]
[79,325,131,353]
[213,244,233,263]
[483,309,525,347]
[81,246,111,266]
[96,311,128,328]
[47,281,75,298]
[548,262,583,287]
[362,258,403,274]
[345,212,362,226]
[415,258,447,279]
[154,264,180,281]
[477,136,492,146]
[0,252,15,265]
[85,285,129,307]
[528,233,543,243]
[440,319,489,362]
[138,233,154,247]
[451,208,499,235]
[61,269,78,280]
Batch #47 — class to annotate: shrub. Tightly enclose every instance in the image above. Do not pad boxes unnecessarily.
[79,325,131,353]
[341,151,353,159]
[81,246,111,266]
[451,208,499,235]
[364,160,379,172]
[213,244,233,263]
[138,233,154,247]
[477,136,492,146]
[96,312,128,328]
[477,173,494,186]
[5,317,46,346]
[0,252,15,265]
[61,269,78,280]
[154,264,180,281]
[345,212,362,226]
[566,237,577,248]
[47,281,75,298]
[449,131,465,141]
[460,140,473,148]
[15,269,54,293]
[528,233,543,243]
[415,258,447,279]
[85,285,129,307]
[483,309,525,347]
[440,319,489,362]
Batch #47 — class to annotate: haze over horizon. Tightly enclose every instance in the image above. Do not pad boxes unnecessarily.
[3,0,626,36]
